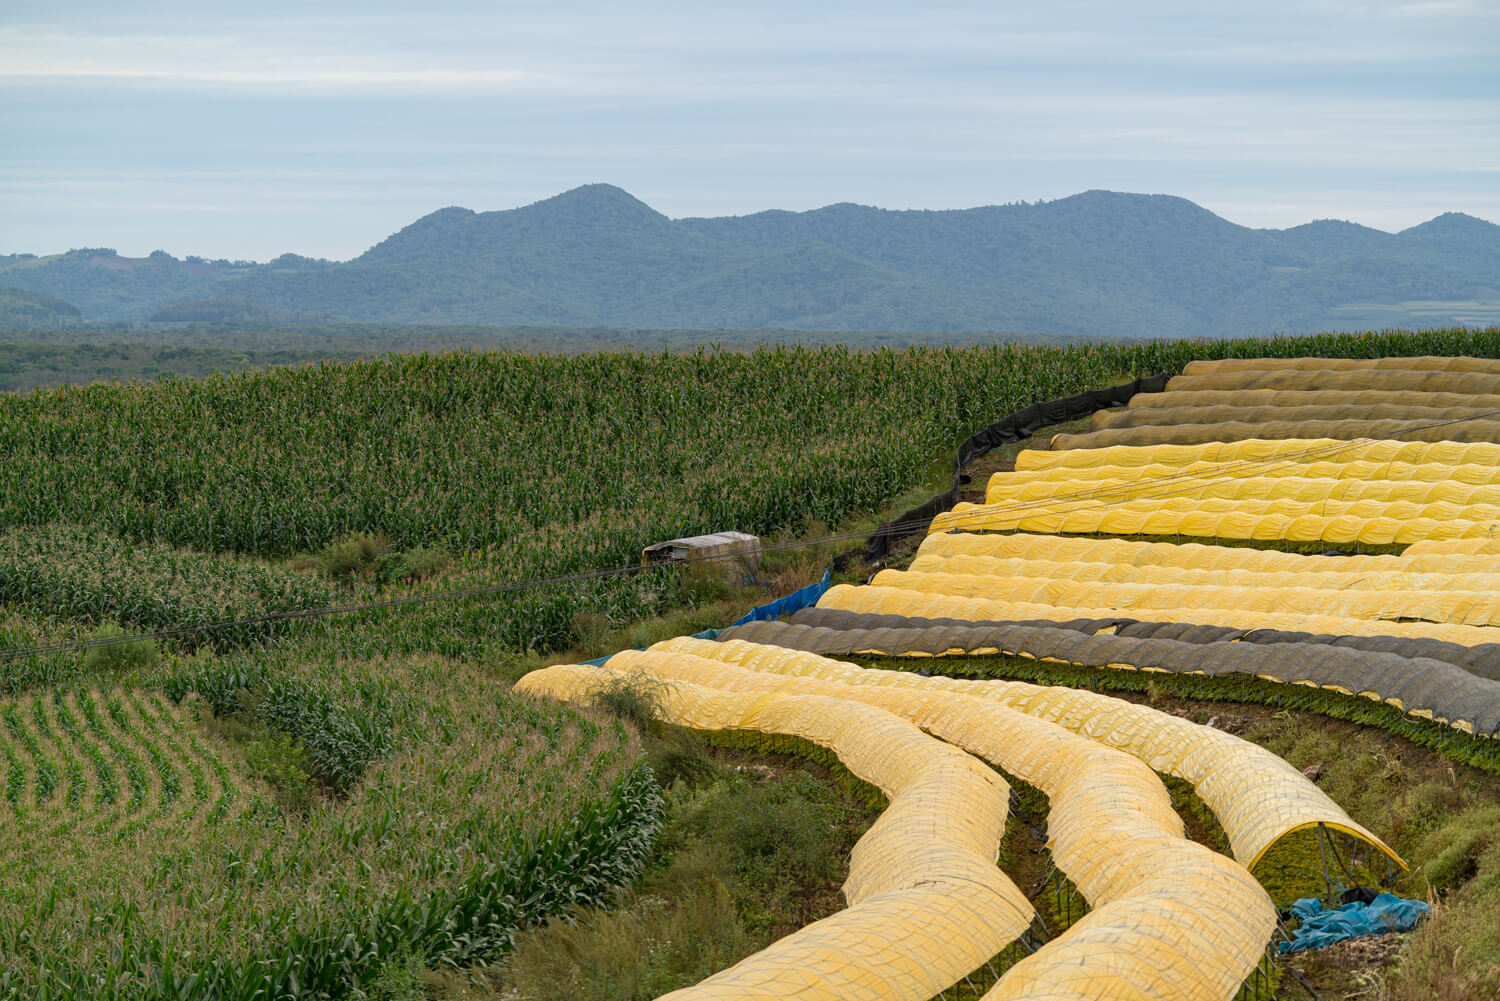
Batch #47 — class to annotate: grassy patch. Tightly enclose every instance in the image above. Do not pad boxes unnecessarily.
[481,743,879,1001]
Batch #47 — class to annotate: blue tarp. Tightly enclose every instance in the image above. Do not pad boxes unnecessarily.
[730,570,832,627]
[577,574,823,667]
[1279,893,1430,953]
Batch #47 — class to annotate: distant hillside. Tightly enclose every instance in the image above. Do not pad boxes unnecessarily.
[148,297,340,325]
[3,188,1496,338]
[0,250,330,324]
[0,284,82,329]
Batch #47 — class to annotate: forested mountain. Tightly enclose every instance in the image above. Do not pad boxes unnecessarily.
[3,188,1496,338]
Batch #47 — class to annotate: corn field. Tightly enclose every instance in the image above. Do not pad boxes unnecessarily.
[0,345,1137,653]
[0,662,659,1000]
[0,526,334,650]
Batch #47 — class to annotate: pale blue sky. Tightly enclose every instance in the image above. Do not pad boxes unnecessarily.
[3,0,1497,260]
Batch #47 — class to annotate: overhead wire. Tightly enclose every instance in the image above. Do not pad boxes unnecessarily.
[6,406,1500,663]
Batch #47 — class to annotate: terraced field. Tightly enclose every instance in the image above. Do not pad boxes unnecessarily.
[5,337,1500,999]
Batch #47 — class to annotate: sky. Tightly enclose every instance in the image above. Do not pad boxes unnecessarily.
[3,0,1497,261]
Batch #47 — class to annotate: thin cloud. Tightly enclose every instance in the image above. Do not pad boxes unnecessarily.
[0,29,555,92]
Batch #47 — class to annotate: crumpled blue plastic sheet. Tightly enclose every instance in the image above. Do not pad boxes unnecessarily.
[578,572,824,667]
[729,569,832,626]
[1279,893,1430,953]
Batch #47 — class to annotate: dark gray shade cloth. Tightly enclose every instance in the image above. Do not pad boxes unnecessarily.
[719,614,1500,735]
[780,607,1500,680]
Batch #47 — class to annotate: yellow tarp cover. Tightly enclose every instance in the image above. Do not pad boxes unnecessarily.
[1126,389,1500,413]
[1092,401,1500,432]
[1405,537,1500,557]
[961,492,1500,521]
[820,582,1500,647]
[1167,369,1500,395]
[939,441,1500,544]
[1180,356,1500,376]
[869,568,1500,629]
[909,551,1500,595]
[628,640,1279,1001]
[959,489,1500,523]
[989,458,1500,490]
[1053,418,1500,451]
[929,497,1500,546]
[985,474,1500,509]
[1055,355,1500,449]
[1014,437,1500,472]
[514,663,1035,1001]
[918,531,1500,576]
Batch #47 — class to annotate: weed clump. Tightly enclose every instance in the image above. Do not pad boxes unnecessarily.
[498,760,871,1000]
[81,624,160,675]
[587,674,669,737]
[295,531,450,586]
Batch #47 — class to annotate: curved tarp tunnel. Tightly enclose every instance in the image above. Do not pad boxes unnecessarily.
[1125,389,1500,412]
[1180,356,1500,376]
[1092,402,1500,431]
[636,638,1281,1001]
[1165,368,1500,396]
[863,373,1169,560]
[1052,417,1500,451]
[514,662,1036,1001]
[716,617,1500,737]
[666,635,1401,875]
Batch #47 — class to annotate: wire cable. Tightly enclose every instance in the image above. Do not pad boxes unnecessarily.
[7,407,1500,662]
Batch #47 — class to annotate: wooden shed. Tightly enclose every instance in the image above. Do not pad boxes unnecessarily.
[642,531,762,580]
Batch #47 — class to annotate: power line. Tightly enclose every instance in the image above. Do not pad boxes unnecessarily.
[0,529,880,662]
[6,410,1500,663]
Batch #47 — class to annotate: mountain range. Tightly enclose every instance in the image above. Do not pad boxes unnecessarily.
[3,186,1497,339]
